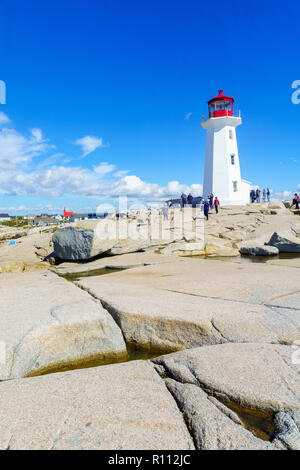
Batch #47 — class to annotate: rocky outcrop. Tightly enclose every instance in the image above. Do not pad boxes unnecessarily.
[205,241,239,257]
[268,231,300,252]
[0,270,127,380]
[53,221,150,260]
[78,259,299,351]
[0,361,194,450]
[240,245,279,256]
[153,343,300,450]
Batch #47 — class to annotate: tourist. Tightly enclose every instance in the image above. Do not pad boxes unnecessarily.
[203,199,210,220]
[187,193,193,206]
[262,189,266,202]
[292,193,300,210]
[162,203,169,221]
[209,193,214,209]
[181,192,187,209]
[256,188,261,203]
[250,189,256,203]
[267,188,271,202]
[214,196,220,214]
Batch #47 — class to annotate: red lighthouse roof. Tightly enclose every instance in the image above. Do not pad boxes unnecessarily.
[208,90,234,118]
[208,89,234,104]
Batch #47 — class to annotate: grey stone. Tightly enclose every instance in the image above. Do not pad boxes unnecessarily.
[240,245,279,256]
[268,231,300,252]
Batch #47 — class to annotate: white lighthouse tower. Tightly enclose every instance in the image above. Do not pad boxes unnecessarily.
[201,90,250,206]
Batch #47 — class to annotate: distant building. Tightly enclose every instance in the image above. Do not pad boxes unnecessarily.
[69,213,90,223]
[0,213,11,222]
[30,217,57,227]
[63,208,74,218]
[70,213,108,223]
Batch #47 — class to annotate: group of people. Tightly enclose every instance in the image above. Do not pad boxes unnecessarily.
[250,188,270,203]
[202,194,220,220]
[180,192,220,221]
[180,192,194,207]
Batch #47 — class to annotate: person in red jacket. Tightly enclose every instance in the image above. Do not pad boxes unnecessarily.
[214,196,220,214]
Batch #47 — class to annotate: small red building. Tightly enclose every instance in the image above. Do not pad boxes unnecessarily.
[63,208,74,218]
[208,89,234,118]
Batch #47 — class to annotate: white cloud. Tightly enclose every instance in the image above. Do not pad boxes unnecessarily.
[30,128,43,142]
[0,111,10,124]
[94,162,116,176]
[0,114,202,204]
[75,135,106,157]
[185,112,192,121]
[0,126,50,169]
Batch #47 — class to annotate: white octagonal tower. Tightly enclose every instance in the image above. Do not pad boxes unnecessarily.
[201,90,250,206]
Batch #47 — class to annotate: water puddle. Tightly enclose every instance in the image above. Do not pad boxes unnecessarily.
[27,343,171,378]
[203,253,300,264]
[218,398,275,441]
[55,266,126,282]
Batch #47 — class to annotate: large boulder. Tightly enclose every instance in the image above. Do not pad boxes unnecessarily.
[268,201,287,210]
[205,241,239,257]
[153,343,300,450]
[0,270,127,380]
[0,361,194,450]
[268,231,300,252]
[53,220,149,260]
[240,245,279,256]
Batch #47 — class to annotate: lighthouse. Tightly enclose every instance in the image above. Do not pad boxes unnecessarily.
[201,90,250,206]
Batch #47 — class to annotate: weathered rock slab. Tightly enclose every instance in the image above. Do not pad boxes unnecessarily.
[0,270,127,380]
[153,343,300,450]
[0,361,194,450]
[78,259,299,351]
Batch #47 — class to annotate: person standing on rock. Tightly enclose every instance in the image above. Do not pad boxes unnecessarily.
[181,192,187,209]
[250,189,256,203]
[209,193,214,209]
[162,203,169,221]
[262,189,266,202]
[267,188,271,202]
[256,188,261,203]
[203,199,210,220]
[187,193,193,206]
[293,193,300,209]
[214,196,220,214]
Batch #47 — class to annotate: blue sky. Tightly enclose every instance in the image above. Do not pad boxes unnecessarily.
[0,0,299,214]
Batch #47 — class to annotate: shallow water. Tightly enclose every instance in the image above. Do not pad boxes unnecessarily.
[28,343,171,378]
[205,253,300,264]
[56,266,125,281]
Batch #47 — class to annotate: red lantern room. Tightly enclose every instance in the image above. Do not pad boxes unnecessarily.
[208,90,234,118]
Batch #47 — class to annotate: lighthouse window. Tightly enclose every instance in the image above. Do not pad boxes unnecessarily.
[229,130,233,139]
[233,181,238,192]
[225,101,232,110]
[231,154,235,165]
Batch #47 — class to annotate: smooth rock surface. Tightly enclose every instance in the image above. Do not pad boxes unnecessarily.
[0,361,194,450]
[0,270,127,380]
[78,258,299,351]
